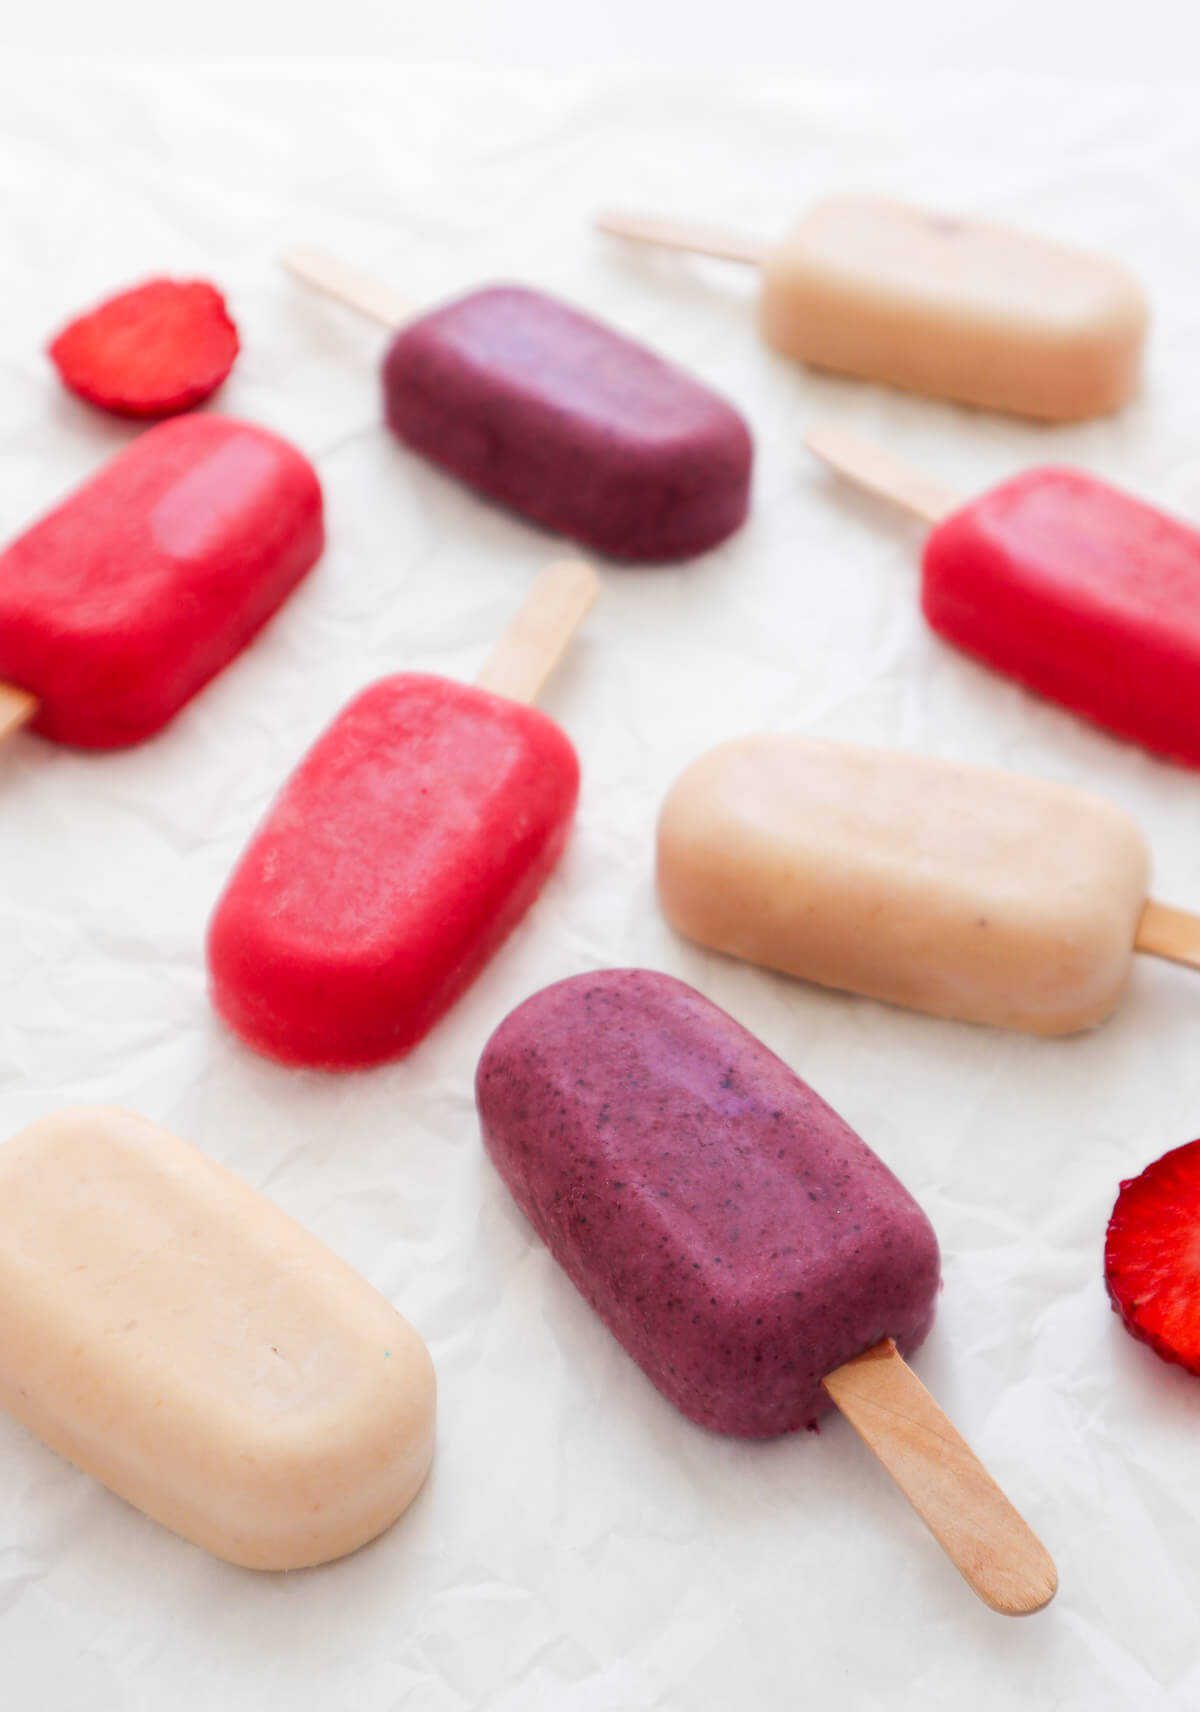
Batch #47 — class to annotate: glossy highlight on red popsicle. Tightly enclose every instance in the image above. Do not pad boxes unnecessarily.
[383,287,753,561]
[0,416,323,748]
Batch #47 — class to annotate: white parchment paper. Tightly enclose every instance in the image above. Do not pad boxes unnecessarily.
[2,64,1200,1710]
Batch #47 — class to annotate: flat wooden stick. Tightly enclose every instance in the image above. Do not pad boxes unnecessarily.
[475,559,599,706]
[0,683,37,743]
[822,1340,1057,1616]
[595,209,770,268]
[280,244,417,330]
[806,424,963,527]
[1135,899,1200,971]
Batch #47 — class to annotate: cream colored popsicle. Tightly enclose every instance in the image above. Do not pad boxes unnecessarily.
[656,736,1199,1035]
[0,1108,436,1570]
[596,194,1147,421]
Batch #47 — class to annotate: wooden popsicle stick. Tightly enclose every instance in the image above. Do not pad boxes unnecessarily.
[280,243,417,330]
[476,559,599,706]
[1135,899,1200,971]
[822,1339,1057,1616]
[0,683,37,743]
[595,208,770,268]
[806,424,963,527]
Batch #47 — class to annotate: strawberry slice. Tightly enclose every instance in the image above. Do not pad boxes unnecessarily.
[1105,1138,1200,1373]
[48,279,239,418]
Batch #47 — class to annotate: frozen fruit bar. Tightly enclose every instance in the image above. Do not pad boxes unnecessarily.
[208,559,595,1069]
[476,968,940,1435]
[0,1107,435,1570]
[209,674,579,1067]
[807,426,1200,767]
[0,415,323,748]
[658,736,1151,1035]
[922,467,1200,766]
[383,287,753,561]
[758,195,1145,420]
[598,195,1146,421]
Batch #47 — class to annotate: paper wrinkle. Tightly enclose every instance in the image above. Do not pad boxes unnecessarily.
[2,59,1200,1710]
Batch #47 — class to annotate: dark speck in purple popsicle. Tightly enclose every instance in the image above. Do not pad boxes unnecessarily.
[382,288,753,563]
[475,969,941,1438]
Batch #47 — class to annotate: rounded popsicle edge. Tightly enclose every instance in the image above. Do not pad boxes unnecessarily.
[822,1341,1057,1616]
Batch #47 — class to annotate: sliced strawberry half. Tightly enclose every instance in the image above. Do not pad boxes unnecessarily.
[48,278,239,418]
[1105,1138,1200,1373]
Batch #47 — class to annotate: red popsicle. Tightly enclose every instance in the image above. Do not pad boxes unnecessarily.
[207,558,596,1069]
[0,416,323,749]
[807,425,1200,767]
[282,245,752,563]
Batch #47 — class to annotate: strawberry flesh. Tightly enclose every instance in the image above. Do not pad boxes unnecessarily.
[1105,1138,1200,1373]
[49,279,239,418]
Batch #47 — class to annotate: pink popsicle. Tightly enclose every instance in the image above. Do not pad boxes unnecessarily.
[208,560,594,1070]
[0,416,323,749]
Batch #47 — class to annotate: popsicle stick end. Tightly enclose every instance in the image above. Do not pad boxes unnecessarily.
[1136,899,1200,973]
[823,1340,1057,1617]
[805,424,962,527]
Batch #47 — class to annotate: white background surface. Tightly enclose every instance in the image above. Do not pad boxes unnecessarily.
[3,51,1200,1712]
[4,0,1200,79]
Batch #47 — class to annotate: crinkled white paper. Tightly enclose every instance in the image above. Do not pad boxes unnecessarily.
[2,64,1200,1711]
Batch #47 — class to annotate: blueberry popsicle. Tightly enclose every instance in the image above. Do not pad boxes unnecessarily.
[659,735,1200,1033]
[0,1107,435,1570]
[282,244,752,562]
[477,970,1056,1614]
[597,195,1146,421]
[807,424,1200,768]
[0,415,323,749]
[207,558,596,1069]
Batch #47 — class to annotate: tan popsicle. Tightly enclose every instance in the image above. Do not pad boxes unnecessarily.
[657,734,1200,1035]
[0,1107,436,1569]
[596,193,1147,421]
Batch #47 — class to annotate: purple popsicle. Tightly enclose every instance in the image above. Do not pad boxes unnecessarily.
[382,287,753,562]
[476,968,940,1436]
